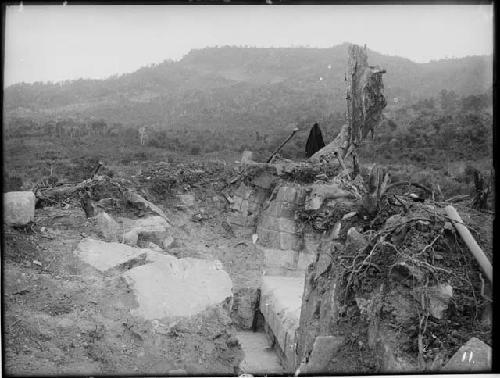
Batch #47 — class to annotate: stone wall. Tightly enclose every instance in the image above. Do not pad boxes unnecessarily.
[295,240,344,370]
[257,185,305,251]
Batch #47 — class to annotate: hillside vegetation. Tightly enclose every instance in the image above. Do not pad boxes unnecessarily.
[4,44,492,131]
[4,44,494,203]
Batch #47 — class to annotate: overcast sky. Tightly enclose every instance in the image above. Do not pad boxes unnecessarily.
[4,4,493,87]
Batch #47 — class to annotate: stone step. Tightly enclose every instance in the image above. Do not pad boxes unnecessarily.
[237,331,284,375]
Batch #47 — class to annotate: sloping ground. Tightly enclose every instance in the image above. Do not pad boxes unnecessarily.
[2,195,245,375]
[296,193,493,374]
[3,155,493,376]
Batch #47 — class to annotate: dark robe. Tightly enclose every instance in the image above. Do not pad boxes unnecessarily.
[305,123,325,158]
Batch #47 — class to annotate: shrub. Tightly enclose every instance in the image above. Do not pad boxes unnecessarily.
[3,175,23,192]
[190,146,201,155]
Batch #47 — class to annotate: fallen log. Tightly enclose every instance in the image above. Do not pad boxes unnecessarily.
[445,205,492,283]
[35,179,92,205]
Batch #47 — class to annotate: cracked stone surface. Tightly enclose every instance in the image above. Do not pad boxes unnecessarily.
[122,251,233,320]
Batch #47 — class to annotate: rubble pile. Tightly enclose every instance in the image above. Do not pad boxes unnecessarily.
[136,160,235,203]
[295,191,492,374]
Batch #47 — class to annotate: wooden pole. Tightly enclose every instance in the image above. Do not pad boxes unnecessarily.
[266,127,299,163]
[445,205,492,283]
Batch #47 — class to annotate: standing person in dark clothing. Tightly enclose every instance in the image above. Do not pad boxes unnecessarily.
[305,123,325,158]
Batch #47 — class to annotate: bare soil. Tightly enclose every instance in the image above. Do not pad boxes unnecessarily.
[2,170,264,376]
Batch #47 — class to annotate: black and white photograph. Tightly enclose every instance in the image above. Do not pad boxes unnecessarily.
[2,2,494,376]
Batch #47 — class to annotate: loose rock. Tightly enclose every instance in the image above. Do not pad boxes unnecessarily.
[4,191,36,226]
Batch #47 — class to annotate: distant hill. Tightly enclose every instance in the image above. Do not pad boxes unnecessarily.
[4,43,492,132]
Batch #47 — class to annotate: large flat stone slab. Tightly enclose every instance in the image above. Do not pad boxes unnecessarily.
[122,252,232,320]
[74,238,147,272]
[3,191,35,226]
[260,275,304,370]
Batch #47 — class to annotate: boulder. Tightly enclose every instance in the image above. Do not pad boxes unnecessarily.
[74,238,147,272]
[123,251,232,319]
[442,337,491,372]
[4,191,35,226]
[123,230,139,245]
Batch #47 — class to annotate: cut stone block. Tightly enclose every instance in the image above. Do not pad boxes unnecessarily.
[123,251,232,320]
[257,227,302,251]
[260,215,279,231]
[227,213,256,228]
[3,191,35,226]
[278,201,296,218]
[258,228,281,249]
[263,200,295,219]
[264,202,280,217]
[279,232,301,250]
[278,217,296,233]
[260,276,304,371]
[74,238,147,272]
[297,252,315,271]
[261,247,296,271]
[442,337,492,372]
[303,232,322,254]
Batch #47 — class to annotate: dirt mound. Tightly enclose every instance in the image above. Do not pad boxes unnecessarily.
[297,191,492,373]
